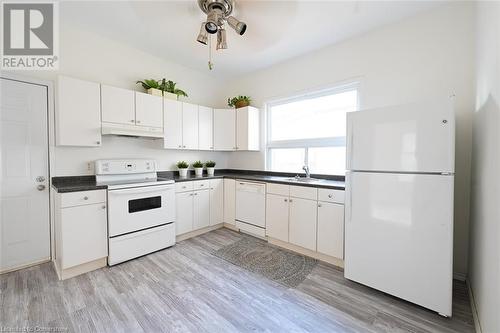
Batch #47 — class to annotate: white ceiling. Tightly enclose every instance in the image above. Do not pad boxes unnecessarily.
[61,1,446,78]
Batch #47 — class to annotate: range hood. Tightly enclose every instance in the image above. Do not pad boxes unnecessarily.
[101,122,163,139]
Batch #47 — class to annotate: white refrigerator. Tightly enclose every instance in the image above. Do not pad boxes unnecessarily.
[344,97,455,317]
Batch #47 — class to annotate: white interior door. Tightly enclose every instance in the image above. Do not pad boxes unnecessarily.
[0,78,50,272]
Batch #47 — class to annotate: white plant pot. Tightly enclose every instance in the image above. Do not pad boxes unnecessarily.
[147,88,163,97]
[194,168,203,177]
[178,168,188,178]
[163,91,178,101]
[207,167,215,176]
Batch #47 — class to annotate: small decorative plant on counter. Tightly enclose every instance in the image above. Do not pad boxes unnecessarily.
[228,95,251,109]
[205,161,216,176]
[176,161,189,178]
[192,160,204,177]
[160,79,188,101]
[136,79,163,96]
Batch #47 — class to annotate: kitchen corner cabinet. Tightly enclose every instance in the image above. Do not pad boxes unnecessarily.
[56,76,102,147]
[135,91,163,128]
[101,85,135,125]
[54,190,108,279]
[236,106,260,151]
[223,179,236,225]
[209,179,224,226]
[199,106,214,150]
[214,108,236,151]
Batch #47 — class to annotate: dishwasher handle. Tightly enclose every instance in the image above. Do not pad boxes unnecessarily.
[236,181,266,194]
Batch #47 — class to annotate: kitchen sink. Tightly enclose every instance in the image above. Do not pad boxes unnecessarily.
[285,177,322,183]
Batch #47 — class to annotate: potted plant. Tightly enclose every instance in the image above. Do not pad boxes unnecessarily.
[176,161,189,178]
[136,79,162,96]
[228,95,251,109]
[192,161,204,177]
[205,161,216,176]
[159,79,188,101]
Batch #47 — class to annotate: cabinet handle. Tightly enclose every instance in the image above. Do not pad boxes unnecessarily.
[96,141,101,145]
[328,194,333,198]
[183,145,186,148]
[130,120,135,123]
[289,199,293,202]
[318,203,322,207]
[210,147,213,149]
[284,198,288,202]
[83,196,89,200]
[102,205,106,209]
[194,193,198,196]
[178,145,182,148]
[200,184,204,187]
[136,120,141,124]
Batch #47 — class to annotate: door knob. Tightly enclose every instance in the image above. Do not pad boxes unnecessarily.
[36,176,45,182]
[37,184,46,191]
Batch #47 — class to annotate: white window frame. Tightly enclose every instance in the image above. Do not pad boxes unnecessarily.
[265,82,360,173]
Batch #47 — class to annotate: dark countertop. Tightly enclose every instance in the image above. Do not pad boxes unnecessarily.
[52,169,345,193]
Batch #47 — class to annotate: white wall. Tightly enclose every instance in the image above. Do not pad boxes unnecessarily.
[28,20,229,175]
[469,2,500,333]
[223,2,475,276]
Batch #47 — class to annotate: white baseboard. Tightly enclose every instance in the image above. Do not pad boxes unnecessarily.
[466,279,482,333]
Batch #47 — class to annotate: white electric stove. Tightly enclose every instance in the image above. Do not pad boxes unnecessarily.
[95,159,176,265]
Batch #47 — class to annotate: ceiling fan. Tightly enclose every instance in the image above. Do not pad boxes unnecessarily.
[196,0,247,70]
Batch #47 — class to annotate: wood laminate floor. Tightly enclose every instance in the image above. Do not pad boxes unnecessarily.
[0,228,474,333]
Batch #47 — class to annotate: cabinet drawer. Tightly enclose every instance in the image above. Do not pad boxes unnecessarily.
[318,188,345,204]
[193,180,210,190]
[267,183,289,196]
[175,182,194,193]
[290,186,317,200]
[60,189,106,208]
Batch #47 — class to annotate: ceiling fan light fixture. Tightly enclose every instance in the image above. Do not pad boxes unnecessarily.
[197,23,208,45]
[216,28,227,50]
[226,16,246,35]
[205,8,223,34]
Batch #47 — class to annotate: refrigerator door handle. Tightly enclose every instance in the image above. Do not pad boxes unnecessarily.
[345,172,352,223]
[347,119,354,170]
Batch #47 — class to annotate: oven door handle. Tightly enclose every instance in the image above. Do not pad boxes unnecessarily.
[108,185,173,196]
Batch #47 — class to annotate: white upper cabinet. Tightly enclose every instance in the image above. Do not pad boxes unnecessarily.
[56,76,102,147]
[236,106,260,151]
[182,102,199,150]
[135,92,163,128]
[199,105,214,150]
[101,85,135,125]
[214,108,236,151]
[163,99,183,149]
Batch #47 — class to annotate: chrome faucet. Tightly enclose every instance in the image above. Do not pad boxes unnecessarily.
[302,165,310,178]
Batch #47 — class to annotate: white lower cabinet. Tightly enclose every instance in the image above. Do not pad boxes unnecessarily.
[317,202,344,259]
[289,197,318,251]
[223,179,236,225]
[193,190,210,229]
[54,189,108,279]
[209,179,224,226]
[265,194,289,242]
[175,191,194,235]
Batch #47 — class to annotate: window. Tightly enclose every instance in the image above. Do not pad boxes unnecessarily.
[266,84,358,175]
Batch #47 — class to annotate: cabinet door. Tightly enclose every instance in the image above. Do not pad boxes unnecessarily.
[236,106,259,151]
[289,198,317,251]
[175,192,193,235]
[317,202,344,259]
[163,99,183,149]
[61,203,107,269]
[223,179,236,225]
[135,92,163,128]
[209,179,224,226]
[266,194,289,242]
[101,85,135,125]
[182,102,199,149]
[193,190,210,230]
[214,108,236,151]
[199,105,214,150]
[56,76,102,147]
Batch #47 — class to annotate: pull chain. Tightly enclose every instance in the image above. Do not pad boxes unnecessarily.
[208,34,214,70]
